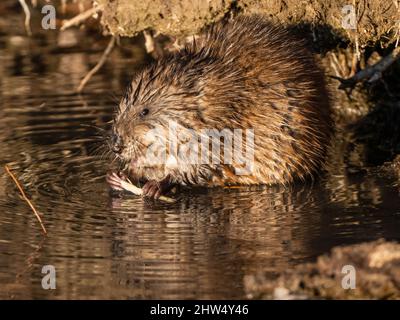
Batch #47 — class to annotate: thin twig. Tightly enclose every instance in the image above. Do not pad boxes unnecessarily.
[332,46,400,90]
[77,36,116,93]
[18,0,32,36]
[60,4,104,31]
[395,0,400,47]
[61,0,67,14]
[353,0,360,61]
[4,165,47,235]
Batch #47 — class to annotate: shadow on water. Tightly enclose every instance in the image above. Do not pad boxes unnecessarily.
[0,7,400,299]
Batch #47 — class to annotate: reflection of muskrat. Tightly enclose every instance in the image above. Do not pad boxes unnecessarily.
[107,15,332,199]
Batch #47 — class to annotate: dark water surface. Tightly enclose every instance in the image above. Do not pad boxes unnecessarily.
[1,19,400,300]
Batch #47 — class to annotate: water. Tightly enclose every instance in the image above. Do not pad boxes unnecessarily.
[1,12,400,299]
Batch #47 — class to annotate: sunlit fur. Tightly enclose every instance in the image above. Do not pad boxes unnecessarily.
[111,15,332,187]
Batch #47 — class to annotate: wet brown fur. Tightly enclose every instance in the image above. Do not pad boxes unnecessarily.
[112,15,332,187]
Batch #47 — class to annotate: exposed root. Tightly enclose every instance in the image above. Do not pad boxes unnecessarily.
[394,0,400,47]
[143,30,155,54]
[332,46,400,90]
[77,36,116,93]
[18,0,32,36]
[4,165,47,235]
[61,0,67,14]
[143,30,165,58]
[60,3,104,31]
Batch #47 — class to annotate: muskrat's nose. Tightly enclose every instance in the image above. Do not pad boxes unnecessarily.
[111,133,124,154]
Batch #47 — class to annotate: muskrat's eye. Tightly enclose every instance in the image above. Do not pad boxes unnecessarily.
[140,108,149,117]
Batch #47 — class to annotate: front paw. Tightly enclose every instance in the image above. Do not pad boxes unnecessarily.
[142,175,173,200]
[106,171,127,191]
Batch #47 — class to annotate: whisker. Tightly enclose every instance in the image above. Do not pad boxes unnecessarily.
[80,123,108,132]
[108,91,121,104]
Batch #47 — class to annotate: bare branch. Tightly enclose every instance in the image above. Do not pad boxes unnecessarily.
[77,36,116,93]
[334,46,400,90]
[18,0,32,36]
[60,4,104,31]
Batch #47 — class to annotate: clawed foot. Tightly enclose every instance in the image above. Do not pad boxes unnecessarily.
[142,176,173,200]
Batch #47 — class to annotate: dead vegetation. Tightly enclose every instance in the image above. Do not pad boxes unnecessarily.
[245,239,400,299]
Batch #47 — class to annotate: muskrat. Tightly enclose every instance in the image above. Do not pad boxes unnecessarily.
[106,15,332,199]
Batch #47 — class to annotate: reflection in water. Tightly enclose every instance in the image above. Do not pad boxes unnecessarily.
[0,11,400,299]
